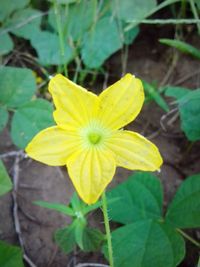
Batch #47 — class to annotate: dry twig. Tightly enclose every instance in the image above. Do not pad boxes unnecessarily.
[174,69,200,86]
[0,12,49,36]
[11,154,37,267]
[0,150,25,159]
[46,246,58,267]
[159,52,179,87]
[160,108,179,131]
[103,71,109,90]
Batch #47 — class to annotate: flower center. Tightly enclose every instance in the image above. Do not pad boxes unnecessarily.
[79,120,111,149]
[88,132,102,145]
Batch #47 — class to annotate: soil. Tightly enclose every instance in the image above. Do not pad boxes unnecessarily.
[0,24,200,267]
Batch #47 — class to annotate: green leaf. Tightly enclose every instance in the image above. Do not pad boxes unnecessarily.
[0,67,36,108]
[81,16,122,68]
[108,172,163,224]
[82,199,102,215]
[74,217,87,250]
[0,33,13,56]
[48,1,96,42]
[70,192,86,214]
[34,201,74,216]
[125,0,182,31]
[8,8,42,40]
[164,88,200,141]
[55,222,77,253]
[0,241,24,267]
[82,196,119,216]
[11,99,54,149]
[31,31,73,66]
[0,160,12,196]
[65,0,96,42]
[195,0,200,10]
[123,26,139,45]
[198,256,200,267]
[112,0,157,23]
[48,0,77,3]
[166,174,200,228]
[0,0,29,22]
[55,218,103,253]
[0,108,9,133]
[159,223,185,266]
[55,218,87,253]
[164,86,190,100]
[68,193,115,216]
[159,39,200,60]
[143,80,169,112]
[178,89,200,141]
[82,227,104,252]
[103,220,185,267]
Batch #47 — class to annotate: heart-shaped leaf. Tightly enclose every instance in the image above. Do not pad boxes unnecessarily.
[108,172,163,224]
[0,33,13,56]
[11,99,54,148]
[81,16,122,68]
[166,174,200,228]
[0,108,9,133]
[0,241,24,267]
[103,220,185,267]
[0,67,36,108]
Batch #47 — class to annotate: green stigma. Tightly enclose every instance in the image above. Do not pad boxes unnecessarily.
[88,132,102,145]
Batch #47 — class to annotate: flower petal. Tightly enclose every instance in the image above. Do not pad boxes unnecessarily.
[49,74,99,130]
[98,73,144,130]
[26,126,80,166]
[67,148,116,204]
[107,130,163,171]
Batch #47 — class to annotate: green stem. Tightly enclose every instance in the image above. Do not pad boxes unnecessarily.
[177,229,200,248]
[125,19,200,31]
[189,0,200,34]
[102,191,114,267]
[53,0,68,76]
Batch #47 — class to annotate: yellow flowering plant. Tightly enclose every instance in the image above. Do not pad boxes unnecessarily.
[26,73,163,267]
[0,0,200,265]
[26,73,162,204]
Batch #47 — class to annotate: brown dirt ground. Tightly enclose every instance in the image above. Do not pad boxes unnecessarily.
[0,25,200,266]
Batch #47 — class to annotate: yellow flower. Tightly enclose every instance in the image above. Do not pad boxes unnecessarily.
[26,73,163,204]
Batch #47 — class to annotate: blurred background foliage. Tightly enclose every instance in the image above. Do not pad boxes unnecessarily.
[0,0,200,149]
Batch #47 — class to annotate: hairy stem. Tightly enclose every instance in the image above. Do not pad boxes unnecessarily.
[102,191,114,267]
[53,0,68,76]
[177,229,200,248]
[189,0,200,34]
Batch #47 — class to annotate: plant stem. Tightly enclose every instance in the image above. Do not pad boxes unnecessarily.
[102,191,114,267]
[125,0,200,31]
[53,0,68,76]
[126,19,200,31]
[189,0,200,34]
[177,229,200,248]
